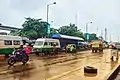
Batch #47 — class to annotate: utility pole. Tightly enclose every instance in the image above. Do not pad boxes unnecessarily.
[105,28,107,41]
[86,22,92,33]
[46,2,56,37]
[75,14,78,27]
[97,27,98,36]
[118,35,119,41]
[101,30,103,37]
[110,34,111,42]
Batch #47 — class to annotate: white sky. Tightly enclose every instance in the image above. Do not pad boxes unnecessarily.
[0,0,120,41]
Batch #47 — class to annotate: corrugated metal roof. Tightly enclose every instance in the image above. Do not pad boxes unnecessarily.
[52,34,84,41]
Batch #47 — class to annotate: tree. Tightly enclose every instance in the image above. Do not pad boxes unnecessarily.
[9,30,20,36]
[19,17,48,39]
[58,23,84,38]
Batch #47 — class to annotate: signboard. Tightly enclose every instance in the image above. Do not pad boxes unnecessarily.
[47,24,50,34]
[86,33,90,40]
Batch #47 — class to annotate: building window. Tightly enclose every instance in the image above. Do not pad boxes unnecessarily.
[4,40,12,45]
[13,40,20,45]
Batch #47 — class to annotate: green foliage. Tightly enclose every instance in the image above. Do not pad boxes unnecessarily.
[58,23,84,39]
[9,30,20,36]
[10,18,85,40]
[19,17,48,39]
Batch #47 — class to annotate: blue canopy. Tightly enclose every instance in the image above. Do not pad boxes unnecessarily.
[52,34,84,41]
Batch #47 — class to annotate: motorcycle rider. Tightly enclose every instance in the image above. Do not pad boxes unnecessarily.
[18,44,29,60]
[23,43,32,54]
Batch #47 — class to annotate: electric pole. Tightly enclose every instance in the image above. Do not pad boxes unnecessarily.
[75,14,78,27]
[105,28,107,41]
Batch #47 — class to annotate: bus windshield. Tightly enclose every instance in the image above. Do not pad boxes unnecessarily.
[34,41,43,46]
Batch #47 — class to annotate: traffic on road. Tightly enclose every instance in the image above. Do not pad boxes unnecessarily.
[0,34,120,80]
[0,1,120,80]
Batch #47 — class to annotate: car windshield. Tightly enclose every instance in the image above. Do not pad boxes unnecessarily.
[34,41,43,46]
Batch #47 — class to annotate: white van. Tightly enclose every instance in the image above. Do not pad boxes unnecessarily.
[32,38,60,54]
[0,35,23,56]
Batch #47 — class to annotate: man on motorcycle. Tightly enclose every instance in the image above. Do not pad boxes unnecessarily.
[18,44,29,60]
[8,45,29,66]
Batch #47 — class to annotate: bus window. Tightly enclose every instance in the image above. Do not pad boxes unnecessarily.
[13,40,20,45]
[4,40,12,45]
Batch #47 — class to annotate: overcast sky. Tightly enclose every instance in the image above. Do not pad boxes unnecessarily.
[0,0,120,41]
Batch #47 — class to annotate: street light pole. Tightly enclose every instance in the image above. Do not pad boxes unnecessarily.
[47,5,49,23]
[85,22,92,41]
[86,22,92,33]
[46,2,56,37]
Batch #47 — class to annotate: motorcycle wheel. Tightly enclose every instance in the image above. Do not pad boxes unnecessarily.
[8,57,15,66]
[22,55,29,64]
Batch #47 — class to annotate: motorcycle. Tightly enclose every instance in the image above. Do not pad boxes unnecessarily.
[8,48,29,66]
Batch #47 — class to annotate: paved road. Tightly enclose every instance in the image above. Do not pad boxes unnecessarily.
[0,49,119,80]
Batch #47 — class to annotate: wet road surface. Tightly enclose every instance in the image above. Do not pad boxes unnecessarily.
[0,49,119,80]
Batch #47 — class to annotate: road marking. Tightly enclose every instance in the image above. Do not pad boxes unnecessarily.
[46,67,81,80]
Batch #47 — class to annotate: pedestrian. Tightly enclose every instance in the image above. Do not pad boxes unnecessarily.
[70,45,74,55]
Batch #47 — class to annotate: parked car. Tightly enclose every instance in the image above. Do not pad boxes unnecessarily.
[115,42,120,50]
[77,42,90,50]
[109,42,120,49]
[103,43,109,48]
[77,42,85,49]
[82,42,90,49]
